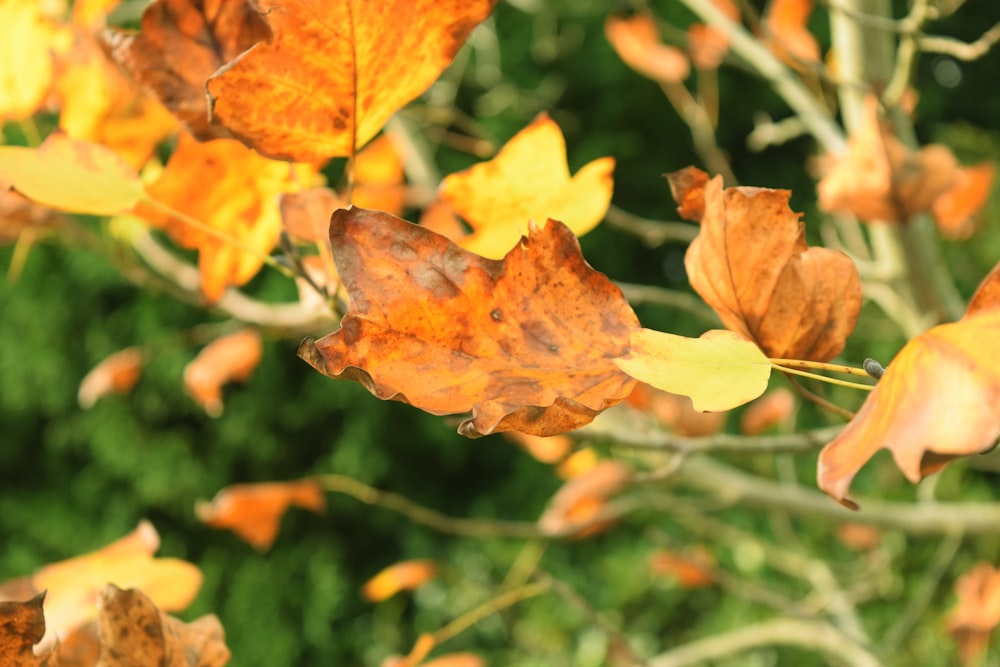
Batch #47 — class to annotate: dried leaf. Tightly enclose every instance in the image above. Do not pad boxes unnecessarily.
[437,113,615,259]
[817,308,1000,509]
[740,388,796,435]
[362,560,438,602]
[184,328,263,416]
[0,132,144,215]
[95,585,230,667]
[947,563,1000,663]
[0,593,49,667]
[537,460,631,537]
[605,12,690,84]
[666,166,710,222]
[299,207,639,437]
[206,0,496,161]
[932,161,995,239]
[615,328,771,412]
[0,0,68,120]
[105,0,270,139]
[680,168,862,360]
[685,0,740,70]
[763,0,820,64]
[137,133,315,302]
[78,347,144,409]
[196,478,326,551]
[817,95,960,222]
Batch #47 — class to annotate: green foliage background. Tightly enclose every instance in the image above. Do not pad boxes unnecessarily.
[3,1,1000,665]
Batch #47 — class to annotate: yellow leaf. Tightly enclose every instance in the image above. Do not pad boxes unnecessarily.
[0,0,69,120]
[0,132,144,215]
[615,328,771,412]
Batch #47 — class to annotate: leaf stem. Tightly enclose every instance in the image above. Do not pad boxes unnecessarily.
[768,358,873,378]
[770,363,874,391]
[431,580,551,646]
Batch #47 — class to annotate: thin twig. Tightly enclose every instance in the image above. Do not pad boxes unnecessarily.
[919,22,1000,60]
[605,205,698,246]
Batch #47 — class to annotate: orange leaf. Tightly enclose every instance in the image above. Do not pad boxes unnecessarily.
[686,0,740,70]
[763,0,820,64]
[362,560,438,602]
[666,165,710,222]
[680,168,861,360]
[298,207,639,437]
[31,520,202,642]
[537,460,631,537]
[631,383,727,437]
[835,523,882,551]
[137,133,315,302]
[96,585,230,667]
[605,12,690,84]
[196,478,326,551]
[740,388,796,435]
[556,447,599,480]
[932,161,995,239]
[817,95,959,223]
[504,431,573,464]
[437,113,615,259]
[649,547,716,588]
[280,187,346,245]
[353,134,406,216]
[0,594,50,667]
[967,260,1000,317]
[184,328,263,416]
[0,0,69,120]
[206,0,496,161]
[77,347,144,409]
[105,0,270,139]
[947,563,1000,663]
[817,307,1000,509]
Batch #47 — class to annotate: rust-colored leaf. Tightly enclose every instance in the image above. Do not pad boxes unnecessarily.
[105,0,270,139]
[817,307,1000,509]
[932,161,995,239]
[299,207,639,437]
[437,113,615,259]
[0,594,49,667]
[196,478,326,551]
[817,95,959,223]
[740,388,796,435]
[78,347,144,409]
[184,328,263,416]
[686,0,740,70]
[362,560,438,602]
[605,12,690,84]
[280,187,345,245]
[967,260,1000,317]
[649,547,716,588]
[352,133,406,216]
[95,585,230,667]
[537,460,631,537]
[666,165,710,222]
[680,167,861,360]
[763,0,820,64]
[136,133,315,302]
[206,0,496,161]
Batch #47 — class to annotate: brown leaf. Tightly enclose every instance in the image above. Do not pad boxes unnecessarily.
[206,0,496,161]
[605,12,690,85]
[105,0,270,139]
[817,95,960,222]
[184,329,263,416]
[686,0,740,70]
[78,347,144,409]
[0,593,49,667]
[95,585,230,667]
[817,308,1000,509]
[665,166,710,222]
[196,478,326,551]
[679,168,861,360]
[967,260,1000,317]
[299,207,639,437]
[932,161,995,239]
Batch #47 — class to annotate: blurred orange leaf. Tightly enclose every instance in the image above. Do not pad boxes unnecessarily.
[78,347,144,409]
[836,523,882,551]
[629,383,727,436]
[137,133,315,302]
[362,560,438,602]
[649,547,716,588]
[818,95,959,222]
[435,113,615,259]
[605,12,690,84]
[666,165,710,222]
[196,478,326,551]
[0,593,50,667]
[206,0,496,161]
[353,133,406,216]
[967,260,1000,316]
[556,447,599,480]
[106,0,270,139]
[686,0,740,70]
[932,161,995,239]
[184,328,263,416]
[538,460,631,537]
[947,563,1000,663]
[817,307,1000,509]
[298,208,639,437]
[763,0,820,64]
[504,431,573,464]
[280,186,345,245]
[0,132,144,215]
[740,388,796,435]
[679,167,861,360]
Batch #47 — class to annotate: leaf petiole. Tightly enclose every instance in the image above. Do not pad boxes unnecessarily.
[768,358,874,378]
[770,362,874,391]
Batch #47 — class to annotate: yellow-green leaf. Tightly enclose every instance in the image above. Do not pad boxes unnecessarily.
[615,328,771,411]
[0,132,144,215]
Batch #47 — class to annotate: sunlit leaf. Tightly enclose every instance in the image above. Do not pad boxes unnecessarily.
[362,560,438,602]
[537,460,631,538]
[78,347,144,409]
[184,328,263,416]
[605,12,690,84]
[946,563,1000,663]
[932,161,995,239]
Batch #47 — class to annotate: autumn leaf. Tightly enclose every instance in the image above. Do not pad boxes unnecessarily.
[0,594,51,667]
[556,447,599,480]
[436,113,615,259]
[0,183,57,244]
[817,95,959,222]
[537,460,631,537]
[627,383,726,436]
[616,329,771,412]
[605,12,690,84]
[0,0,69,120]
[78,347,144,409]
[932,161,995,239]
[967,260,1000,316]
[0,132,144,215]
[680,168,862,360]
[196,478,326,551]
[817,307,1000,509]
[946,563,1000,664]
[136,133,315,302]
[649,547,716,588]
[666,165,710,222]
[362,560,439,602]
[205,0,496,161]
[298,207,639,438]
[504,431,573,464]
[105,0,270,139]
[96,585,230,667]
[184,328,263,416]
[352,133,406,216]
[740,388,796,435]
[686,0,740,70]
[763,0,820,64]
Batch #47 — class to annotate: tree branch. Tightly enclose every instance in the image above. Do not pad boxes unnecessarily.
[919,21,1000,60]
